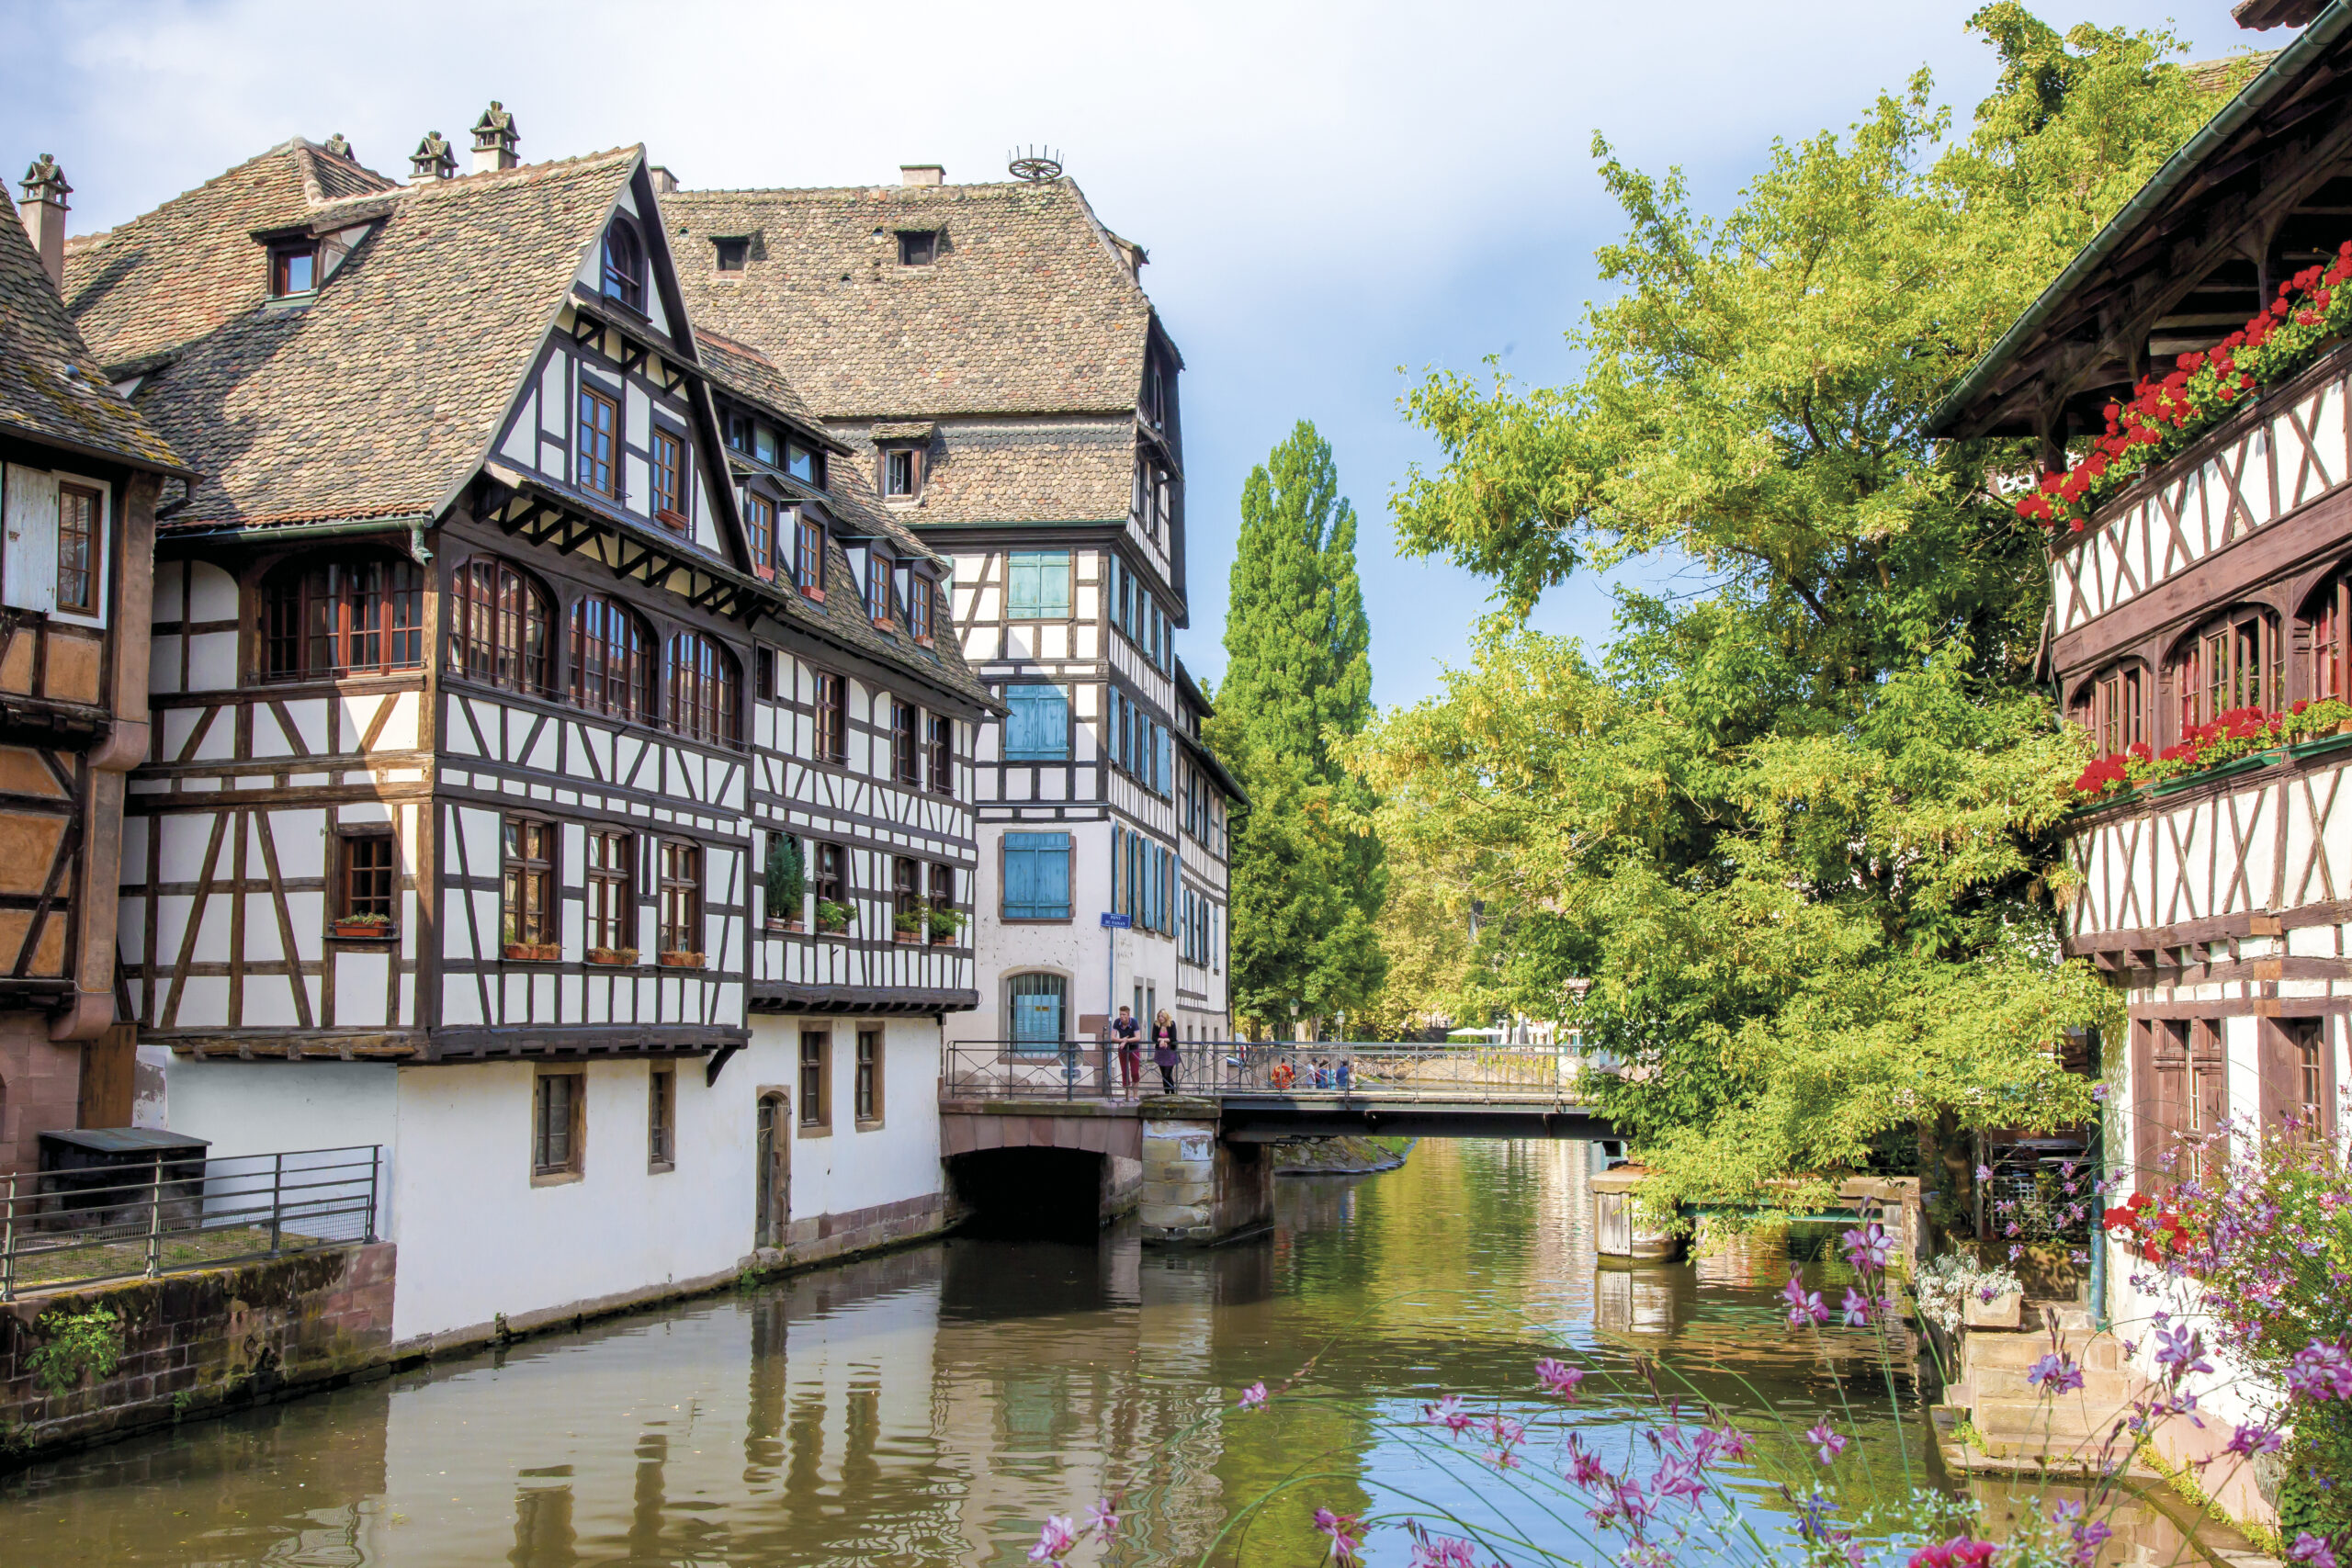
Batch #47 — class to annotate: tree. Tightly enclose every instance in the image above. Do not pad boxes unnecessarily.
[1351,8,2231,1228]
[1211,421,1385,1033]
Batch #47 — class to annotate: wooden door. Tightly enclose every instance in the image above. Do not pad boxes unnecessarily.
[76,1024,135,1129]
[755,1092,789,1250]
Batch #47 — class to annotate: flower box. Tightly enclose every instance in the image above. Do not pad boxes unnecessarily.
[1962,1290,2023,1331]
[763,918,804,934]
[584,947,637,966]
[930,929,959,947]
[654,508,689,533]
[893,929,922,944]
[2289,727,2352,761]
[503,942,561,963]
[658,950,705,969]
[329,919,395,941]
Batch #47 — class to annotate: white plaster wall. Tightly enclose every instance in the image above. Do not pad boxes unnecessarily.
[158,1055,400,1235]
[760,1016,944,1223]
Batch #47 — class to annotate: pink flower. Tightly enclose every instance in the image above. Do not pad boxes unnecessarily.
[1781,1273,1829,1327]
[1909,1537,1997,1568]
[1408,1533,1480,1568]
[1238,1381,1268,1411]
[2225,1422,2282,1458]
[1028,1515,1077,1562]
[2028,1352,2086,1393]
[1424,1393,1475,1433]
[1535,1357,1587,1398]
[2290,1534,2339,1568]
[1841,1286,1875,1327]
[1841,1221,1893,1271]
[2289,1339,2352,1402]
[1315,1506,1364,1562]
[1805,1417,1847,1463]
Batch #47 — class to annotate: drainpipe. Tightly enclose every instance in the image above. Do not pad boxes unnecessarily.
[2088,1026,2109,1330]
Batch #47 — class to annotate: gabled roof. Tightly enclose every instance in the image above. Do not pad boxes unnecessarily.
[662,179,1161,421]
[66,145,640,530]
[0,188,187,475]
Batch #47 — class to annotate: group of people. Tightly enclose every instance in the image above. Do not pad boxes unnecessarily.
[1109,1006,1182,1095]
[1265,1057,1351,1091]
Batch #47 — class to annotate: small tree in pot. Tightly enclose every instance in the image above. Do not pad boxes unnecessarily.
[764,832,805,930]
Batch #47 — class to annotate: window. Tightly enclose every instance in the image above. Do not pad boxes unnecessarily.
[502,818,555,948]
[929,862,956,921]
[648,1067,676,1171]
[1006,551,1070,619]
[928,714,955,793]
[2310,567,2352,702]
[587,829,634,953]
[569,595,656,722]
[786,442,820,485]
[2175,606,2282,731]
[814,670,847,763]
[883,449,921,499]
[533,1069,583,1180]
[799,1031,829,1129]
[795,511,827,597]
[270,243,316,298]
[813,840,845,907]
[1004,684,1069,761]
[668,632,740,747]
[1008,973,1067,1052]
[867,550,895,624]
[651,430,686,525]
[1146,359,1166,429]
[2266,1017,2335,1137]
[55,483,98,615]
[726,412,752,454]
[854,1030,881,1124]
[451,557,554,697]
[756,646,776,702]
[264,555,424,680]
[893,855,920,927]
[660,840,702,956]
[576,384,620,498]
[713,236,749,272]
[898,230,939,265]
[601,220,644,310]
[753,424,778,467]
[893,702,920,784]
[743,493,775,572]
[2069,662,2145,756]
[908,572,933,642]
[341,832,395,920]
[1003,831,1071,919]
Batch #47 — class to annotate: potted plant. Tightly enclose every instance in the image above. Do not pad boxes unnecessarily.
[330,912,395,941]
[816,899,854,935]
[585,946,638,966]
[764,832,805,932]
[928,908,967,945]
[658,949,705,969]
[893,910,923,943]
[503,940,561,962]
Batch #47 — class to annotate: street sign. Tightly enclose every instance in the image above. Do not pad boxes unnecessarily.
[1099,912,1132,929]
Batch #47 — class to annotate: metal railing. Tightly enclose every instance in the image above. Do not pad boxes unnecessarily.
[1,1145,381,1302]
[942,1040,1590,1104]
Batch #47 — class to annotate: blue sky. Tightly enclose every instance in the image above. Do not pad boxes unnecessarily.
[0,0,2267,707]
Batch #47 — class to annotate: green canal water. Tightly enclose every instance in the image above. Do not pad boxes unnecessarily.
[0,1140,2240,1565]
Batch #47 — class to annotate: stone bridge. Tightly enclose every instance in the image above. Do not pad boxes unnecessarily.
[938,1042,1622,1245]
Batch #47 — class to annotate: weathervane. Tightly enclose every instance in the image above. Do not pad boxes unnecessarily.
[1007,146,1063,181]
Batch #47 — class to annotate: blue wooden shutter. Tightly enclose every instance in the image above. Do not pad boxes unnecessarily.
[1004,838,1037,917]
[1008,553,1038,617]
[1040,833,1070,917]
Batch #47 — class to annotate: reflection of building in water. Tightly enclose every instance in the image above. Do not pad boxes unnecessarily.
[1593,1260,1679,1336]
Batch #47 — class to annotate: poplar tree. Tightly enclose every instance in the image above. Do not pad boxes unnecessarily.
[1211,422,1384,1033]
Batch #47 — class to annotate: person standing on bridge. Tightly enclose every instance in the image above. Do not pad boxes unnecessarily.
[1151,1010,1180,1095]
[1111,1006,1141,1096]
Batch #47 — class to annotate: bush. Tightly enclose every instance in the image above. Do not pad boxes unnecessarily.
[27,1306,124,1395]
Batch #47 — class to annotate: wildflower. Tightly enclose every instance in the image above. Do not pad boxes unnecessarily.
[2154,1324,2213,1379]
[2028,1352,2086,1393]
[2288,1339,2352,1401]
[1782,1273,1829,1327]
[1910,1536,1998,1568]
[1535,1356,1587,1398]
[1841,1221,1893,1271]
[2071,1517,2114,1566]
[1977,1164,1994,1181]
[2225,1422,2283,1458]
[1694,1426,1752,1463]
[1841,1286,1876,1327]
[1315,1506,1364,1563]
[1238,1381,1268,1411]
[1028,1515,1077,1562]
[1804,1417,1847,1463]
[2290,1534,2339,1568]
[1408,1533,1480,1568]
[1566,1433,1612,1488]
[1487,1415,1526,1467]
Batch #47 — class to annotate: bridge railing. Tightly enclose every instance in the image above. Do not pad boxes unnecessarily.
[941,1040,1589,1103]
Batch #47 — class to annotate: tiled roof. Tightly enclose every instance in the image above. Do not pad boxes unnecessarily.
[2187,51,2279,95]
[0,187,187,475]
[695,327,826,434]
[662,180,1158,420]
[830,416,1136,528]
[772,519,989,707]
[73,147,639,530]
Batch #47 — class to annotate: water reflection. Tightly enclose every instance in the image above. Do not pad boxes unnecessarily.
[0,1142,2240,1567]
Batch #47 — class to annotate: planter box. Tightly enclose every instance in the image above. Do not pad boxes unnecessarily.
[503,942,560,963]
[2289,727,2352,761]
[763,918,804,934]
[893,929,922,944]
[658,951,705,969]
[584,949,637,967]
[930,931,961,947]
[2151,752,2276,795]
[817,921,851,938]
[329,920,395,941]
[1962,1290,2023,1330]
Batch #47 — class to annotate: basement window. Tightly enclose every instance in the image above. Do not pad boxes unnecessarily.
[898,230,939,266]
[713,236,749,272]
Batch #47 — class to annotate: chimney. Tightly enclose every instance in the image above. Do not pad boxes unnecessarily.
[409,130,457,182]
[900,164,945,187]
[322,132,356,162]
[648,165,680,196]
[17,155,69,288]
[469,101,521,173]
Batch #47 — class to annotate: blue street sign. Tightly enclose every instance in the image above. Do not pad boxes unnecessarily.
[1099,912,1132,929]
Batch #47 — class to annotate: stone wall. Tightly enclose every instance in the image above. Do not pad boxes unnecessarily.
[0,1241,394,1467]
[1137,1104,1272,1245]
[0,1015,81,1179]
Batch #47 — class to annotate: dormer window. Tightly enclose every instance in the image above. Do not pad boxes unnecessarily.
[601,219,645,312]
[713,236,749,272]
[786,441,820,486]
[866,551,894,626]
[882,447,922,501]
[270,243,317,298]
[898,230,939,266]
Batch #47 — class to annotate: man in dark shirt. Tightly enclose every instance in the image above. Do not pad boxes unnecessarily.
[1110,1005,1141,1096]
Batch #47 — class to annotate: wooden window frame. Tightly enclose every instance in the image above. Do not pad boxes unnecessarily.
[2176,606,2283,734]
[713,236,749,273]
[531,1067,585,1184]
[577,383,620,499]
[659,840,703,959]
[451,556,555,698]
[2262,1015,2337,1138]
[586,829,635,954]
[648,1066,676,1173]
[814,669,848,764]
[927,714,955,794]
[908,572,933,644]
[269,243,317,299]
[54,482,100,616]
[813,840,846,907]
[795,512,827,599]
[650,428,687,528]
[881,447,922,501]
[339,829,397,922]
[854,1029,883,1127]
[755,646,777,702]
[569,594,656,724]
[798,1030,831,1134]
[893,854,921,927]
[502,816,557,951]
[866,550,895,626]
[601,220,646,311]
[666,631,741,748]
[745,491,776,572]
[263,553,425,681]
[897,230,939,266]
[893,702,920,784]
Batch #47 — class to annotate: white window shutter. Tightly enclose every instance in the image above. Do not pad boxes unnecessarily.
[2,464,58,614]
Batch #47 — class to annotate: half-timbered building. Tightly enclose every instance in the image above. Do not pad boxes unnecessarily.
[665,161,1243,1052]
[1932,0,2352,1496]
[54,118,989,1343]
[0,164,190,1175]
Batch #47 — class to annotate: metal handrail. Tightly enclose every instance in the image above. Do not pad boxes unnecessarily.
[941,1040,1592,1104]
[1,1144,382,1302]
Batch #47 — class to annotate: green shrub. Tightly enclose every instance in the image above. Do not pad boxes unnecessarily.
[27,1306,124,1394]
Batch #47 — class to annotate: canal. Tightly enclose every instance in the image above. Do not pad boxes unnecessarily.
[0,1141,2232,1565]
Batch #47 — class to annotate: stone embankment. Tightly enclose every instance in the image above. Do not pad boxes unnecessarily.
[1274,1136,1412,1175]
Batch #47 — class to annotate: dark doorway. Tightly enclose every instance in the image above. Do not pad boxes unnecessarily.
[946,1146,1105,1242]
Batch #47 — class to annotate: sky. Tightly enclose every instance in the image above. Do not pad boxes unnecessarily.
[0,0,2270,709]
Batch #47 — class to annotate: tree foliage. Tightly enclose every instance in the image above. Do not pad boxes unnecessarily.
[1212,421,1385,1031]
[1351,7,2228,1213]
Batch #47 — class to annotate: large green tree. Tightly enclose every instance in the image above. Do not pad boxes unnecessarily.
[1212,421,1385,1033]
[1349,8,2241,1227]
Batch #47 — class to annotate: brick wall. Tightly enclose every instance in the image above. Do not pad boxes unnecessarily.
[0,1015,80,1179]
[0,1241,394,1467]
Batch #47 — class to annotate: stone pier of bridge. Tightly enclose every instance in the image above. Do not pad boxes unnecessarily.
[937,1096,1272,1246]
